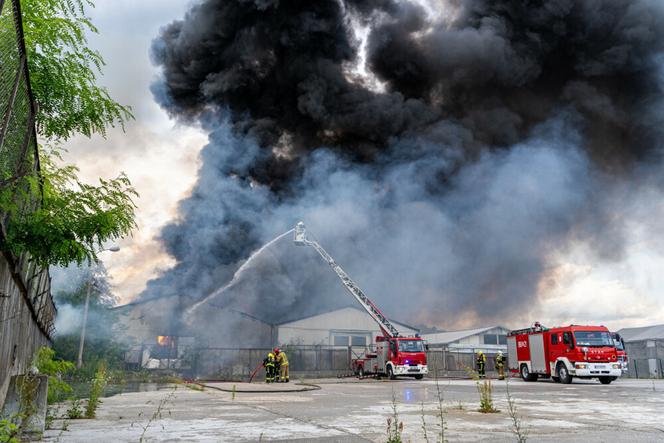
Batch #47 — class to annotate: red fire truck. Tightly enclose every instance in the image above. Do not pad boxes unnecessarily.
[507,323,622,384]
[611,332,628,373]
[294,222,428,380]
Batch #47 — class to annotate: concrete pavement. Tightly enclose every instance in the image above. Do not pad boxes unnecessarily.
[43,377,664,442]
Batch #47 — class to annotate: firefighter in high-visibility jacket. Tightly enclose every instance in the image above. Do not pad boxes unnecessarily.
[274,348,289,383]
[495,351,505,380]
[476,351,486,378]
[263,352,276,383]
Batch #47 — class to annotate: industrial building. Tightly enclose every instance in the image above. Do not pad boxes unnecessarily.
[422,326,510,375]
[618,324,664,378]
[277,307,419,347]
[422,326,510,352]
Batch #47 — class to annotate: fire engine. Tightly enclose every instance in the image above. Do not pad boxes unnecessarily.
[507,322,622,384]
[611,332,628,373]
[294,222,428,380]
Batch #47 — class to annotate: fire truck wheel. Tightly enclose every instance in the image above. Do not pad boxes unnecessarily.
[520,364,537,382]
[414,374,424,380]
[557,363,573,384]
[387,366,396,380]
[599,377,613,384]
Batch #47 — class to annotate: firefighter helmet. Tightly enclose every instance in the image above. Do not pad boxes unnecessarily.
[268,353,275,359]
[274,347,280,354]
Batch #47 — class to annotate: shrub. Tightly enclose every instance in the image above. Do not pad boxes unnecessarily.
[34,347,75,404]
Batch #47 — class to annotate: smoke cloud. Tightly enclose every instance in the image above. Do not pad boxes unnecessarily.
[145,0,664,330]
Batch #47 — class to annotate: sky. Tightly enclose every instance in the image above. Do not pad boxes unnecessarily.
[60,0,206,300]
[52,0,664,331]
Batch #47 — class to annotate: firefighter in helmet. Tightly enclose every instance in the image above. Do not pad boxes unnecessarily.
[274,347,289,383]
[495,350,505,380]
[476,351,487,378]
[263,352,276,383]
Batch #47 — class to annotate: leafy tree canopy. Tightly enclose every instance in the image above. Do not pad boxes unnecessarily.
[20,0,133,140]
[4,146,137,267]
[0,1,138,266]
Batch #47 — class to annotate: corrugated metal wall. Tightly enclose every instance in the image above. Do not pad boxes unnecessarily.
[0,0,56,404]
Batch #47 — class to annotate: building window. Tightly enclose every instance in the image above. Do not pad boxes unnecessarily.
[351,335,367,347]
[483,334,498,345]
[498,335,507,345]
[333,335,349,346]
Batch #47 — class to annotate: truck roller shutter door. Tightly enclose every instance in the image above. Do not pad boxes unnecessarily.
[507,336,518,370]
[528,334,546,373]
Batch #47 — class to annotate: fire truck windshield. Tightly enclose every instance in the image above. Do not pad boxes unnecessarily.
[574,331,613,347]
[398,340,424,353]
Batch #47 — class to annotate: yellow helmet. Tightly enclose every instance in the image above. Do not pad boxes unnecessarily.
[268,353,275,359]
[478,351,484,355]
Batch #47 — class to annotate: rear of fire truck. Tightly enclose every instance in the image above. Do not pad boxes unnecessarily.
[507,323,622,384]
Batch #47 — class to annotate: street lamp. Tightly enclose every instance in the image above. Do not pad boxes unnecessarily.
[76,246,120,368]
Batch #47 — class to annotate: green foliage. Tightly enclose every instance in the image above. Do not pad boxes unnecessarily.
[34,347,75,404]
[20,0,133,140]
[475,379,498,413]
[0,417,20,443]
[66,399,83,419]
[84,363,107,418]
[4,146,137,267]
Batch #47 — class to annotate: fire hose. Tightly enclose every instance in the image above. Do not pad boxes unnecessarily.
[248,362,264,383]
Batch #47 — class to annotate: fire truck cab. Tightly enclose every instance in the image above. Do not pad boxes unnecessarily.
[611,332,628,373]
[507,323,622,384]
[352,336,428,380]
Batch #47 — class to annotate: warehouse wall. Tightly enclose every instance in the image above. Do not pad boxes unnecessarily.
[625,340,664,378]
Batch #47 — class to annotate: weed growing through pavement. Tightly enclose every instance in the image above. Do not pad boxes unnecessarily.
[475,378,498,413]
[232,384,237,400]
[85,363,107,419]
[66,399,83,419]
[386,390,404,443]
[505,377,528,442]
[420,401,429,443]
[138,385,177,442]
[433,367,447,442]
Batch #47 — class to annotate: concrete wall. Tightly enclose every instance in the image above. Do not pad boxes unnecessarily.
[0,253,53,405]
[277,307,418,346]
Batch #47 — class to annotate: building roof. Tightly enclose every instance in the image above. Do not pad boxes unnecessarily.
[617,324,664,342]
[422,326,508,344]
[278,306,420,334]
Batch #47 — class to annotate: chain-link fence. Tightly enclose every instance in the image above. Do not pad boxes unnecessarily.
[0,0,54,337]
[628,359,663,379]
[0,0,55,403]
[125,342,507,380]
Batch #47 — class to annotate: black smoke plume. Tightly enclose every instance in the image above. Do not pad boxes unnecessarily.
[145,0,664,331]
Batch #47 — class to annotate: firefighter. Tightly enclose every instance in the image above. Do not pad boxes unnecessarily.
[274,347,289,383]
[495,351,505,380]
[476,351,486,378]
[263,352,276,383]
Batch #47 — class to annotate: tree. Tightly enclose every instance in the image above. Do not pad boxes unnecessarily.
[1,0,138,266]
[4,146,137,267]
[20,0,133,140]
[50,264,128,375]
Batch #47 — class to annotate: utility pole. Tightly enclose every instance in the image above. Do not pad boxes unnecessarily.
[76,246,120,369]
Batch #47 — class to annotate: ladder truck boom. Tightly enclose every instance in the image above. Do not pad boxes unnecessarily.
[293,222,401,338]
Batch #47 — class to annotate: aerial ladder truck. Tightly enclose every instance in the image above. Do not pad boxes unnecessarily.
[294,222,428,380]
